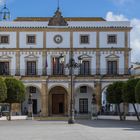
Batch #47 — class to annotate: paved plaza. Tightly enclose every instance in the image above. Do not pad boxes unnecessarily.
[0,119,139,140]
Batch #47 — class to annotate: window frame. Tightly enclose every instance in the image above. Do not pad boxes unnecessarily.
[0,35,10,44]
[29,86,36,93]
[80,86,87,93]
[26,34,36,45]
[107,34,117,44]
[80,34,90,44]
[79,98,88,113]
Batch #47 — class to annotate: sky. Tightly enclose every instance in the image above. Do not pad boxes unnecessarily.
[0,0,140,62]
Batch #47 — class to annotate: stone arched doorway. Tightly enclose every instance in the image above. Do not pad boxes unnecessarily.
[49,86,68,116]
[22,85,41,116]
[75,85,95,114]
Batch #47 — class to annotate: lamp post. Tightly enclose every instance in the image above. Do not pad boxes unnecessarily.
[59,52,82,124]
[28,93,33,120]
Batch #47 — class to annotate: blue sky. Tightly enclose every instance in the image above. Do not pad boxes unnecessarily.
[0,0,139,19]
[0,0,140,62]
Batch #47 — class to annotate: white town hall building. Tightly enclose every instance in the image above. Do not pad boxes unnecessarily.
[0,4,132,116]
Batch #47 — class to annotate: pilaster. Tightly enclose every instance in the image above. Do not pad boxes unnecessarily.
[41,82,48,116]
[95,81,101,112]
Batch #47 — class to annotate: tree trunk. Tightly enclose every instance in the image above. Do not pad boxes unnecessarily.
[8,103,12,121]
[117,104,123,121]
[132,103,140,121]
[123,102,126,121]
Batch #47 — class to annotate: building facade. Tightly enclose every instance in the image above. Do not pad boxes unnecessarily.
[0,6,131,116]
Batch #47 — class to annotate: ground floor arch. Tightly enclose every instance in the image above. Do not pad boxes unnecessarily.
[22,85,41,116]
[74,85,95,114]
[48,86,68,116]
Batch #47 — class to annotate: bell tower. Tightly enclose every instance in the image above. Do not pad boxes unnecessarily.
[0,1,10,21]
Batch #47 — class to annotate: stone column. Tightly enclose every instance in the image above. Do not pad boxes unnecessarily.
[41,82,48,116]
[95,81,101,112]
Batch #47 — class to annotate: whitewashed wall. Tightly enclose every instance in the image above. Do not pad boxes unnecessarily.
[46,32,70,48]
[20,52,43,75]
[75,86,93,113]
[100,52,125,74]
[0,32,16,48]
[99,32,125,48]
[73,32,96,48]
[19,32,43,48]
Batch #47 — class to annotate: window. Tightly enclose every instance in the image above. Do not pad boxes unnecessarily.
[0,62,9,75]
[27,35,36,44]
[107,61,117,75]
[27,61,36,75]
[80,35,89,44]
[80,61,90,75]
[80,86,87,93]
[52,57,64,75]
[29,86,36,93]
[107,35,117,44]
[79,98,88,113]
[0,35,9,44]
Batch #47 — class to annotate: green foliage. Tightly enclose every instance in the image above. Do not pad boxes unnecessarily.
[106,81,124,104]
[4,78,25,103]
[122,78,140,103]
[135,80,140,103]
[0,77,7,102]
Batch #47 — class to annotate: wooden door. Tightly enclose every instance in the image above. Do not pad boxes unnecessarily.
[52,94,64,114]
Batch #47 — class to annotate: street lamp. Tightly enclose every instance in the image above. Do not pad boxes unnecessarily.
[59,53,83,124]
[28,93,33,120]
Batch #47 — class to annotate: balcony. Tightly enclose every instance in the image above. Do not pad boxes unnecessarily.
[0,68,131,77]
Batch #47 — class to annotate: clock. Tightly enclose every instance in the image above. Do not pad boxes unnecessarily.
[54,35,63,44]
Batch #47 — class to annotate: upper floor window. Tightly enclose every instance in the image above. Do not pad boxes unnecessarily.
[27,61,36,75]
[29,86,36,93]
[27,35,36,44]
[107,61,117,75]
[80,86,87,93]
[107,35,117,44]
[80,35,89,44]
[0,35,9,44]
[80,61,90,75]
[0,62,9,75]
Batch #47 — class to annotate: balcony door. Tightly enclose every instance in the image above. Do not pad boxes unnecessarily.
[27,61,36,75]
[52,57,64,75]
[80,61,90,75]
[107,61,117,75]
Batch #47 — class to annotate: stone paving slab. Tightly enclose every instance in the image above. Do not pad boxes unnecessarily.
[0,120,139,140]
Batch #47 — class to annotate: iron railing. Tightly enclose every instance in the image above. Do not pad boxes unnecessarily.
[0,68,131,77]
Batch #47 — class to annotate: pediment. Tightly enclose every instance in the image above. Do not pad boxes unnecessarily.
[106,54,119,59]
[24,54,38,60]
[0,55,12,60]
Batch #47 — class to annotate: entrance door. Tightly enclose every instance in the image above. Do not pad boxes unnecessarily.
[32,99,37,114]
[52,94,64,114]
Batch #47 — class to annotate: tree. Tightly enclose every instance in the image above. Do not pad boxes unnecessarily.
[0,77,7,102]
[122,78,140,121]
[4,78,25,120]
[106,81,124,120]
[135,80,140,105]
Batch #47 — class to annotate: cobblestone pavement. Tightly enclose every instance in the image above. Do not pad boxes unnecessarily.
[0,119,139,140]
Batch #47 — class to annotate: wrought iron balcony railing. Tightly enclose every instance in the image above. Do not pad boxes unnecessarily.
[0,68,131,77]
